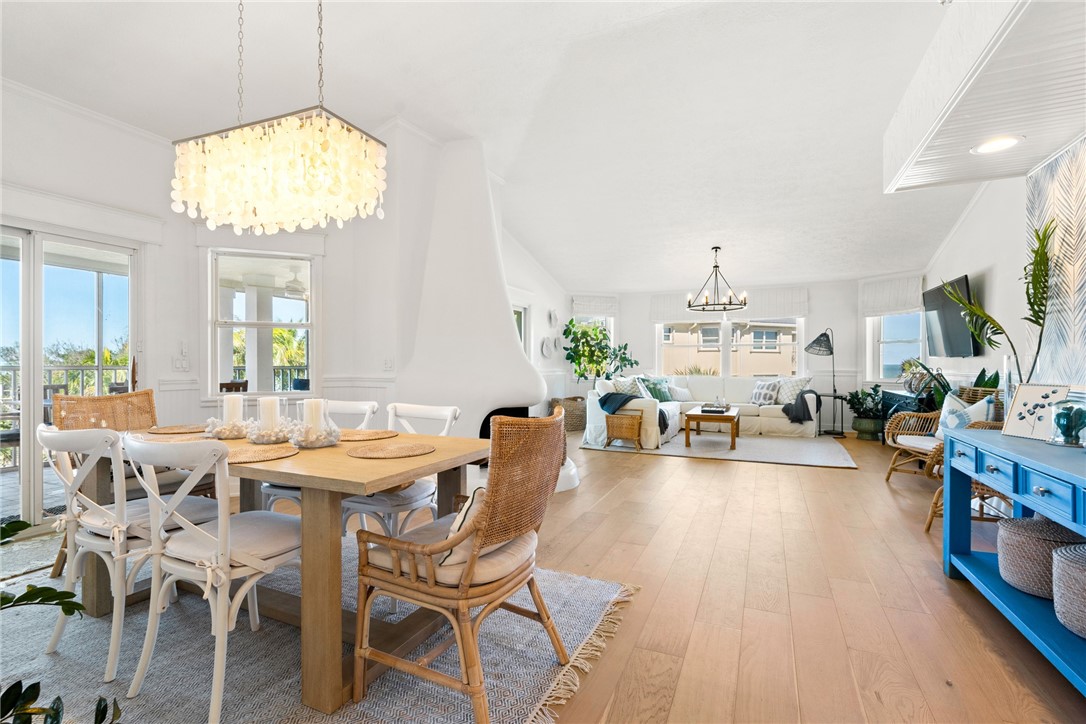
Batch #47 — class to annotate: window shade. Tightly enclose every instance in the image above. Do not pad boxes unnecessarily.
[859,276,922,317]
[727,286,808,321]
[649,293,704,322]
[571,295,619,317]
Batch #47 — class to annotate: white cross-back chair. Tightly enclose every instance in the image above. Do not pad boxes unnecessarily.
[38,424,219,683]
[340,403,460,538]
[123,435,301,724]
[262,400,380,511]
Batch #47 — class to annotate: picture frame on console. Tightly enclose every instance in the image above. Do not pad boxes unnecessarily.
[1002,383,1070,441]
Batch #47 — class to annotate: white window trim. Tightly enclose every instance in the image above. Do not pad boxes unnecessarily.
[866,311,923,383]
[199,245,323,404]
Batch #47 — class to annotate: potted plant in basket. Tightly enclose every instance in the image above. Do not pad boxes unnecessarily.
[558,319,639,432]
[846,384,884,441]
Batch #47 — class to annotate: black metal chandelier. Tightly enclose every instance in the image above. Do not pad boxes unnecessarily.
[687,246,748,313]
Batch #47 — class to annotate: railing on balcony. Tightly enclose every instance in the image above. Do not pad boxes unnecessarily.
[1,365,130,405]
[231,365,309,392]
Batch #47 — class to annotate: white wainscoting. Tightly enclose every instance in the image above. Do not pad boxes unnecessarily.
[321,376,396,428]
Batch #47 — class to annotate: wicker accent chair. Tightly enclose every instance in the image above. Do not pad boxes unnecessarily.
[353,407,569,723]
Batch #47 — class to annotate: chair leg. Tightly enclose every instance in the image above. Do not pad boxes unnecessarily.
[104,556,127,682]
[885,449,905,482]
[49,537,67,578]
[925,486,944,533]
[128,560,165,699]
[46,534,79,654]
[353,586,376,702]
[527,576,569,665]
[208,585,231,724]
[459,609,490,724]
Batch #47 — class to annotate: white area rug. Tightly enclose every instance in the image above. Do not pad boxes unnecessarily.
[583,431,857,468]
[1,541,635,723]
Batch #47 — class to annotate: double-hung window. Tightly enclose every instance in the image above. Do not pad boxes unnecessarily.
[752,330,779,352]
[730,319,797,377]
[211,251,313,394]
[867,311,922,381]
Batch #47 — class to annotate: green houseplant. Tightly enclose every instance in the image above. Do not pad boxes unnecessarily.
[561,319,639,383]
[943,220,1055,385]
[846,384,884,441]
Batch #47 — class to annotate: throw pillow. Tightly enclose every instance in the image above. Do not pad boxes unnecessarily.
[612,376,642,396]
[749,379,780,406]
[776,376,813,405]
[935,393,995,441]
[440,488,502,566]
[668,385,693,402]
[640,376,672,402]
[595,379,616,395]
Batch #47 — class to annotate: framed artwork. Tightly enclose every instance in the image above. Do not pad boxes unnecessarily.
[1002,383,1071,440]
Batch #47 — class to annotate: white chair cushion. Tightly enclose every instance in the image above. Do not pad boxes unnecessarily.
[897,434,940,453]
[368,513,537,586]
[165,511,300,565]
[344,479,436,509]
[440,487,503,565]
[80,495,219,539]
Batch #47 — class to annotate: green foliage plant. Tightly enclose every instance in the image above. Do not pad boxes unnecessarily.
[561,319,639,383]
[943,220,1055,384]
[1,521,120,723]
[846,384,883,419]
[671,364,718,376]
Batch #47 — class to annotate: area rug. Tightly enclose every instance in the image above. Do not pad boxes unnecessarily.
[0,529,62,581]
[0,537,636,724]
[583,431,857,468]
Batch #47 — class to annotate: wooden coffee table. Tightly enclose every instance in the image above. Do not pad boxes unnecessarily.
[685,405,740,450]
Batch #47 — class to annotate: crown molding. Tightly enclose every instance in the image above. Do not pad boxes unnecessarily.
[1,182,165,245]
[3,78,170,146]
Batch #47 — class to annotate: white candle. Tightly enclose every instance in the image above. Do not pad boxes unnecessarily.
[224,394,244,424]
[303,398,324,428]
[258,397,279,431]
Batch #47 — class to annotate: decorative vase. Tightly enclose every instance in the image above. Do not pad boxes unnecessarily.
[1003,354,1018,403]
[851,417,884,442]
[1048,399,1086,447]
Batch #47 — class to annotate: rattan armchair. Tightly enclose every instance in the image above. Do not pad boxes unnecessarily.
[924,420,1008,532]
[353,407,569,723]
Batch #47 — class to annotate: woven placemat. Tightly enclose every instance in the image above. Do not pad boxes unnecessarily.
[148,424,208,435]
[339,429,399,442]
[347,442,436,459]
[228,444,300,464]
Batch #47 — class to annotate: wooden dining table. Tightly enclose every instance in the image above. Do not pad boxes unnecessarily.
[79,431,491,715]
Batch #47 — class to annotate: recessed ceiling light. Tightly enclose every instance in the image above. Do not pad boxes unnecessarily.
[970,135,1025,155]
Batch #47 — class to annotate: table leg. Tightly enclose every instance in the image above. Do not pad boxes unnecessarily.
[696,420,701,436]
[239,477,262,512]
[942,463,971,579]
[301,487,347,713]
[685,423,691,447]
[730,419,737,450]
[437,465,467,517]
[83,456,115,618]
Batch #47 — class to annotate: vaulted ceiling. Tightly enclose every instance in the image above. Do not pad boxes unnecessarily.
[2,2,981,293]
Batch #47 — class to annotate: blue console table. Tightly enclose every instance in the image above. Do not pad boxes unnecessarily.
[943,428,1086,697]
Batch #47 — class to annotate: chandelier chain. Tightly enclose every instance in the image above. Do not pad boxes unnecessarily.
[316,0,324,108]
[236,0,244,123]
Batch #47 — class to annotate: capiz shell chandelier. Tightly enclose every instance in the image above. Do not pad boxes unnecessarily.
[170,0,386,235]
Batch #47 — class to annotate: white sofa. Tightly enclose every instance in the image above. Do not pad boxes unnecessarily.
[583,375,818,450]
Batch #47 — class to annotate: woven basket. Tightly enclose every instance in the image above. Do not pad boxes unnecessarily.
[553,397,586,432]
[997,515,1086,598]
[1053,544,1086,638]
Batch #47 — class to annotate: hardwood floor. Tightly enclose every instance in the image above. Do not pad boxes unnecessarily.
[543,432,1086,723]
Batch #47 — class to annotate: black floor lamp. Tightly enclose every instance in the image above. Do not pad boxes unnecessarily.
[804,328,845,437]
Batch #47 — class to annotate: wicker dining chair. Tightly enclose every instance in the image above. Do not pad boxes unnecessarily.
[353,407,568,723]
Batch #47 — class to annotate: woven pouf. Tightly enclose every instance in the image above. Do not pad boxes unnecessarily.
[1053,544,1086,638]
[997,516,1086,598]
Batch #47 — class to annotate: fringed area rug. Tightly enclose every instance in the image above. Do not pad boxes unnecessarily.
[583,431,857,468]
[0,538,635,724]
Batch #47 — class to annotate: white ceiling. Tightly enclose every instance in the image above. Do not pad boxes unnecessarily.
[2,2,983,293]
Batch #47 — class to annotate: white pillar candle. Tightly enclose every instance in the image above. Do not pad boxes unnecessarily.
[224,394,244,424]
[258,397,280,431]
[303,398,324,428]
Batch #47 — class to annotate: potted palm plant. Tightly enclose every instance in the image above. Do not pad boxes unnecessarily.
[846,384,884,441]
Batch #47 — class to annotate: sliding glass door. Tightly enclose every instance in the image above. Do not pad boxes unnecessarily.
[0,228,135,527]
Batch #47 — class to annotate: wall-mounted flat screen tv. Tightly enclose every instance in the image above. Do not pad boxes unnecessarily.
[923,275,979,358]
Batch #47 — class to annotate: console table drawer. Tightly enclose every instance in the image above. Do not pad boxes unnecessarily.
[975,450,1015,495]
[1019,468,1075,522]
[946,438,976,474]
